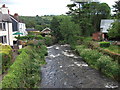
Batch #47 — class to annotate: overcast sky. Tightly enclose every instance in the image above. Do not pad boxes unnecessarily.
[0,0,118,16]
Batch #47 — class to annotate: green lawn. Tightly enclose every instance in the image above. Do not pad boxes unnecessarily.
[103,45,120,54]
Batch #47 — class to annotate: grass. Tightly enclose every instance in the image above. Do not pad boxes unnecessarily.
[103,45,120,54]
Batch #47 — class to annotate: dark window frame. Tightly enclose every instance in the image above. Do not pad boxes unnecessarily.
[0,36,7,44]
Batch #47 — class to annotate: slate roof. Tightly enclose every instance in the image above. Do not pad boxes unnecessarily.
[0,13,12,22]
[100,19,115,33]
[26,28,38,31]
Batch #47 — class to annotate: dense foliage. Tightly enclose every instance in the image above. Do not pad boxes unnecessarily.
[0,44,12,74]
[20,15,54,31]
[76,45,120,81]
[108,20,120,39]
[67,2,110,36]
[2,44,47,88]
[50,15,81,46]
[113,0,120,19]
[108,1,120,39]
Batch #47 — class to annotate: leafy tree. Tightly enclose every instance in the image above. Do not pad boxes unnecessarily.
[66,2,110,36]
[35,25,44,31]
[108,20,120,39]
[50,16,62,42]
[59,16,81,45]
[113,0,120,19]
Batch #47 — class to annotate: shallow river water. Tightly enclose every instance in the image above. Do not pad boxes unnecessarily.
[40,44,119,88]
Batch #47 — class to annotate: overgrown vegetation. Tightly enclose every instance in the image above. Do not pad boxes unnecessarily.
[75,45,120,81]
[108,0,120,40]
[0,44,12,74]
[2,43,47,88]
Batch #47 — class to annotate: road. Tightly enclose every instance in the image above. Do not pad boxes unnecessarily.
[40,44,119,88]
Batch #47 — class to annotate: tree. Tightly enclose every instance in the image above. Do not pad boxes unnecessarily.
[66,2,110,36]
[59,16,81,45]
[35,25,43,31]
[113,0,120,19]
[108,20,120,39]
[50,16,62,42]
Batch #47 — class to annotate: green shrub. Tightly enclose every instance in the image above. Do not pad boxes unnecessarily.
[100,42,110,48]
[76,45,87,53]
[2,45,47,88]
[2,51,29,88]
[0,45,12,73]
[15,35,43,40]
[97,56,113,72]
[80,49,103,67]
[108,62,120,81]
[44,36,53,46]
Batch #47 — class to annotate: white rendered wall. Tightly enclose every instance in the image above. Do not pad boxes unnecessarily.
[0,7,9,14]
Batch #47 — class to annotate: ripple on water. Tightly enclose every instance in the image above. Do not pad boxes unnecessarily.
[105,83,118,88]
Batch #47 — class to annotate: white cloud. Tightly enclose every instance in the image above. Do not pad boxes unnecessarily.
[0,0,118,16]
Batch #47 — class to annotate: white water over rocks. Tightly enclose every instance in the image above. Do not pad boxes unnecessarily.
[74,62,88,67]
[105,83,118,88]
[49,54,60,58]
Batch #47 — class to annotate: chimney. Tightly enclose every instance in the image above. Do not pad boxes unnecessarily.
[1,4,9,14]
[14,13,19,21]
[2,4,5,8]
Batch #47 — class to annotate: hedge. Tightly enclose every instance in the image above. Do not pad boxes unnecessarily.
[76,45,120,81]
[100,42,110,48]
[0,44,12,74]
[2,44,47,88]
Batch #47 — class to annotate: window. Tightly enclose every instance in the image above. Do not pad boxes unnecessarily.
[0,36,7,44]
[3,23,6,30]
[0,36,2,43]
[0,23,2,31]
[0,22,6,31]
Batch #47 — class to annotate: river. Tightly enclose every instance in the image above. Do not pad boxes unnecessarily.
[40,44,118,88]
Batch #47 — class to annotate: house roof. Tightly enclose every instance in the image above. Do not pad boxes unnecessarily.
[41,28,51,32]
[0,13,12,22]
[100,19,115,27]
[26,28,39,31]
[10,15,23,23]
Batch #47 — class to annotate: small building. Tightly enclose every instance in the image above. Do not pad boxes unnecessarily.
[41,28,51,34]
[92,32,102,41]
[100,19,115,40]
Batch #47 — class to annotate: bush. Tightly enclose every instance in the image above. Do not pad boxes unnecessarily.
[2,45,47,88]
[97,56,120,81]
[44,36,53,46]
[80,49,103,67]
[2,51,29,88]
[97,56,113,72]
[75,45,120,81]
[15,35,43,40]
[108,62,120,81]
[100,42,110,48]
[0,45,12,73]
[76,45,87,53]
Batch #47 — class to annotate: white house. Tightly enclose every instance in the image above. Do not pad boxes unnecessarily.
[0,13,13,46]
[10,14,28,42]
[0,4,27,46]
[100,19,115,40]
